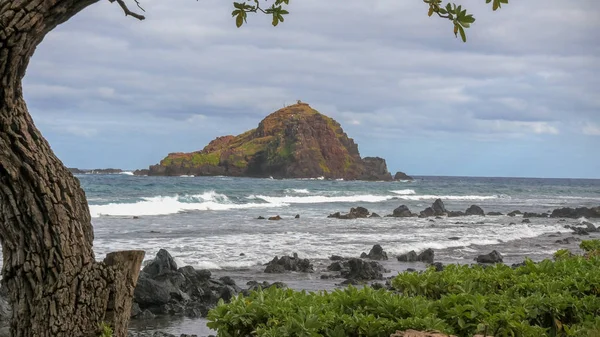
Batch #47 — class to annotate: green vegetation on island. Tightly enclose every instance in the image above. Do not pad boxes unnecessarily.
[147,103,397,180]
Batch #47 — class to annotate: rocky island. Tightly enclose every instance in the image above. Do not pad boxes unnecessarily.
[145,102,401,180]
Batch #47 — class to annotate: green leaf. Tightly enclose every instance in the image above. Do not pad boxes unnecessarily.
[458,24,466,42]
[462,15,475,23]
[236,13,244,27]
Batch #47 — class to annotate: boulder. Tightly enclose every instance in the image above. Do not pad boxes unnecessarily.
[133,273,180,306]
[370,212,381,218]
[349,207,370,218]
[142,249,178,277]
[130,302,142,318]
[294,214,300,219]
[447,211,465,217]
[572,227,590,236]
[432,199,447,215]
[133,249,241,320]
[391,205,414,217]
[362,244,388,260]
[327,261,344,272]
[340,258,387,281]
[507,210,522,217]
[420,199,447,217]
[244,281,287,293]
[417,249,434,264]
[419,207,435,218]
[328,207,370,219]
[268,215,282,220]
[393,171,414,181]
[264,254,314,273]
[555,237,579,245]
[583,221,597,232]
[465,205,485,216]
[476,250,503,263]
[550,206,600,219]
[487,211,503,216]
[522,219,531,224]
[397,251,418,262]
[136,309,156,320]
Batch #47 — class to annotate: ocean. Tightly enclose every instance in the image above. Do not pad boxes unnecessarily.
[10,174,600,335]
[86,174,600,267]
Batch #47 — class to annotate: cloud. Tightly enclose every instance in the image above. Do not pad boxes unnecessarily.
[583,123,600,136]
[19,0,600,177]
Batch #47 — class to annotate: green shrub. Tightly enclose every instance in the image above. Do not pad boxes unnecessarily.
[207,251,600,337]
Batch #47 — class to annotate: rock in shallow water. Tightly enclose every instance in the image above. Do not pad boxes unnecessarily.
[465,205,485,216]
[362,244,388,260]
[476,250,503,263]
[132,250,242,320]
[397,251,418,262]
[264,254,314,273]
[341,258,387,281]
[142,249,178,277]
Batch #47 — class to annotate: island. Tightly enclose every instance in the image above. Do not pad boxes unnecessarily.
[144,102,405,181]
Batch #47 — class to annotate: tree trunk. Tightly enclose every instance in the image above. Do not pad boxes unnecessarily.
[0,1,144,336]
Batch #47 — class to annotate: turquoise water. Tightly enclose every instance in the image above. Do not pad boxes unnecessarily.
[82,175,600,268]
[78,174,600,335]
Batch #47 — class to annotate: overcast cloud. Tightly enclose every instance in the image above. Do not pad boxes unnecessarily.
[23,0,600,178]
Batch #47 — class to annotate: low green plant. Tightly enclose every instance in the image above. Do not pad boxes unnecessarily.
[581,239,600,258]
[98,322,113,337]
[553,249,573,261]
[207,248,600,337]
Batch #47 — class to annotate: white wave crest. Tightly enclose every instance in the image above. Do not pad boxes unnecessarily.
[284,188,310,194]
[248,194,395,204]
[394,194,509,201]
[119,171,134,176]
[89,191,288,217]
[390,189,416,195]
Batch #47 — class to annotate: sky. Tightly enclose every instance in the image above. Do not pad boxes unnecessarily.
[23,0,600,178]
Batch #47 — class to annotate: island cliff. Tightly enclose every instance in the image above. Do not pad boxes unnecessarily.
[147,103,394,180]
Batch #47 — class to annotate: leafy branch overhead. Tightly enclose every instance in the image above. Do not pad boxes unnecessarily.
[424,0,507,41]
[232,0,290,27]
[230,0,508,42]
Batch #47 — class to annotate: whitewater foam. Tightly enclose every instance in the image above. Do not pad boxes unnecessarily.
[284,188,310,194]
[248,194,395,204]
[394,194,509,201]
[89,192,288,217]
[390,189,416,195]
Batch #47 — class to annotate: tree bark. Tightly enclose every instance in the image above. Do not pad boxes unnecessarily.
[0,0,144,336]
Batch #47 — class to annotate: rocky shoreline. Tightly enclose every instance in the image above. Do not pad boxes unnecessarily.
[0,201,598,337]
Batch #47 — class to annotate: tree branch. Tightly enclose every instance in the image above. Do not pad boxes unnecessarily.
[435,12,451,19]
[108,0,146,20]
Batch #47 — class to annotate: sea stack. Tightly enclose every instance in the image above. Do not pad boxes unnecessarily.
[147,103,395,180]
